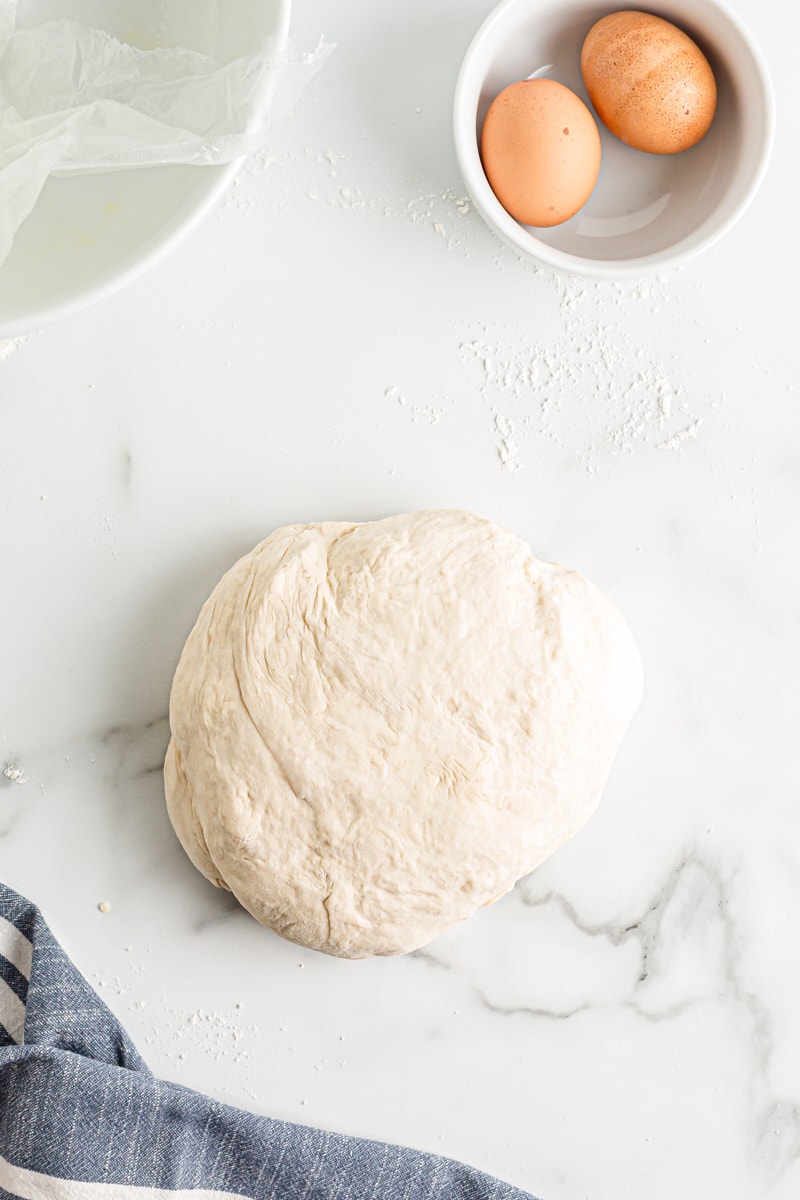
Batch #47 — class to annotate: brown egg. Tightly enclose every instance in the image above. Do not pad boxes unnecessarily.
[480,79,601,227]
[581,10,717,154]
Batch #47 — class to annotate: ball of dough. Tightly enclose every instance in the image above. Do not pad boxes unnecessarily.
[164,511,642,958]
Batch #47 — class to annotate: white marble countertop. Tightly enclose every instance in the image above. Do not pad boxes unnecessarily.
[1,2,798,1197]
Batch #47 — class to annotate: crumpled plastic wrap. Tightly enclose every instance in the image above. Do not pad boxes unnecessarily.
[0,0,331,265]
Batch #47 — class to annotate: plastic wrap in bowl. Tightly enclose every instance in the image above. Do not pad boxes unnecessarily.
[0,0,292,335]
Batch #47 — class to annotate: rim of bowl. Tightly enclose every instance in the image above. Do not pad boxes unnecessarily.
[453,0,775,278]
[0,0,292,338]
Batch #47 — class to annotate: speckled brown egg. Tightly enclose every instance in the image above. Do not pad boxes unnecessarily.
[581,10,717,154]
[480,78,601,227]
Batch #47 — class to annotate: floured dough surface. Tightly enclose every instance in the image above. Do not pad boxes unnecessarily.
[165,510,642,958]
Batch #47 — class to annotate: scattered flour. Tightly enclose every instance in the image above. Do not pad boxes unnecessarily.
[93,967,264,1097]
[161,1006,257,1066]
[657,419,703,450]
[0,336,28,362]
[2,762,26,785]
[386,280,706,475]
[494,413,522,473]
[453,309,703,474]
[226,143,476,253]
[410,404,443,426]
[226,140,708,476]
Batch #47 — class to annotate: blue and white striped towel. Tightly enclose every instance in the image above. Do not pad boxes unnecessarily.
[0,884,539,1200]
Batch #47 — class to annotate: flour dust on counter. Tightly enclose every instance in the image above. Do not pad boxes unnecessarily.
[0,335,30,361]
[1,762,27,786]
[141,998,265,1102]
[363,257,721,477]
[90,953,344,1110]
[384,383,448,428]
[224,138,480,258]
[385,311,708,476]
[657,419,703,451]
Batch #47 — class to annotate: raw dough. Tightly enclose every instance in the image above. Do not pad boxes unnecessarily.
[164,510,642,958]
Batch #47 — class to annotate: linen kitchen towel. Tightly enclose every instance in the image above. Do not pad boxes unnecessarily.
[0,884,539,1200]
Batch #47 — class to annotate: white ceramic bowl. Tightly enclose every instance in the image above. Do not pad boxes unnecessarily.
[0,0,291,337]
[454,0,774,277]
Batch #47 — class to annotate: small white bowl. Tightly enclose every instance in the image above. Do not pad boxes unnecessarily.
[454,0,774,277]
[0,0,291,337]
